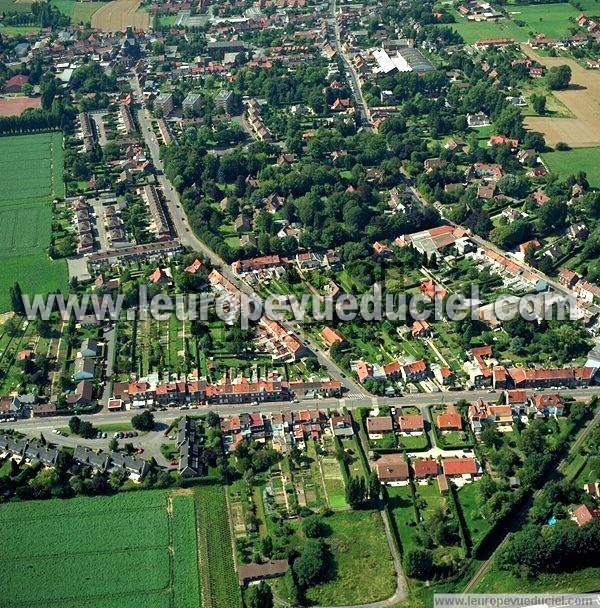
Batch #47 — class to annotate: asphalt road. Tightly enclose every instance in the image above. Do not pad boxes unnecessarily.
[4,387,596,436]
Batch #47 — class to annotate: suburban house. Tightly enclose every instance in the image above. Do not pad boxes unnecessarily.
[366,415,394,439]
[374,454,410,485]
[330,413,354,437]
[441,457,481,483]
[396,413,424,435]
[437,406,463,432]
[413,459,439,480]
[73,358,95,381]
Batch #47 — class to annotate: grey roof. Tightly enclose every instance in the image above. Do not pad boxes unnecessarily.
[24,444,59,466]
[110,452,150,477]
[73,446,110,470]
[0,434,28,456]
[80,339,99,356]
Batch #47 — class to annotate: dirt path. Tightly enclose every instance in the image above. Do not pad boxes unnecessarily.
[521,44,600,147]
[91,0,149,32]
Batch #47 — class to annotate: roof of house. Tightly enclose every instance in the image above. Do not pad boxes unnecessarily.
[397,413,424,432]
[375,455,410,481]
[442,458,478,476]
[573,503,594,526]
[437,411,462,430]
[367,416,394,433]
[413,459,439,478]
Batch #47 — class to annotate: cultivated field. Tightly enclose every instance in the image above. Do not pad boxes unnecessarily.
[91,0,149,32]
[50,0,106,24]
[0,132,68,312]
[0,490,202,608]
[195,485,242,608]
[521,45,600,147]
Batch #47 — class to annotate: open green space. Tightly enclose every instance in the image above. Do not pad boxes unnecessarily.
[472,562,600,593]
[542,146,600,188]
[446,13,529,44]
[507,3,580,38]
[0,490,201,608]
[304,510,397,606]
[0,132,68,312]
[456,481,492,547]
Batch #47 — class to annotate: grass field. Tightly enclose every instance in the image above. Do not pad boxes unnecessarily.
[0,490,202,608]
[0,132,68,312]
[542,147,600,187]
[507,3,579,38]
[457,481,492,547]
[446,13,529,44]
[473,562,600,593]
[304,510,397,606]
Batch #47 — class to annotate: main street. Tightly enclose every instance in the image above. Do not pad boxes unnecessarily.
[5,387,597,436]
[328,0,373,129]
[130,76,366,396]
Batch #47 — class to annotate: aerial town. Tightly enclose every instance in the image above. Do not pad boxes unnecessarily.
[0,0,599,605]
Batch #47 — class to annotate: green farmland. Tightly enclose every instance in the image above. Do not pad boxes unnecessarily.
[542,147,600,188]
[0,490,202,608]
[507,3,580,38]
[0,132,68,312]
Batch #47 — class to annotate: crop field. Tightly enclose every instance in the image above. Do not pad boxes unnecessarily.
[0,490,202,608]
[0,132,68,312]
[91,0,149,32]
[521,46,600,147]
[0,0,35,13]
[195,485,242,608]
[50,0,105,23]
[542,146,600,188]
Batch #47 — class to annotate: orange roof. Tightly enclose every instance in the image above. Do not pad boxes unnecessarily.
[442,458,478,476]
[184,258,203,274]
[437,411,462,430]
[413,460,438,478]
[321,326,345,346]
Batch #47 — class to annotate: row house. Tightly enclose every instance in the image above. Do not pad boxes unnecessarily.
[507,366,596,389]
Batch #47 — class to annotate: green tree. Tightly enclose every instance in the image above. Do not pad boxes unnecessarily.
[131,410,155,432]
[293,539,328,588]
[245,581,273,608]
[403,548,434,579]
[9,282,25,315]
[302,515,326,538]
[547,65,572,90]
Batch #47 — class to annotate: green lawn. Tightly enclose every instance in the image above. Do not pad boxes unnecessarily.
[0,132,68,312]
[473,562,600,593]
[304,510,397,606]
[542,147,600,188]
[507,3,580,38]
[0,24,40,34]
[456,481,492,547]
[50,0,76,15]
[575,0,600,11]
[398,432,429,450]
[387,485,420,556]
